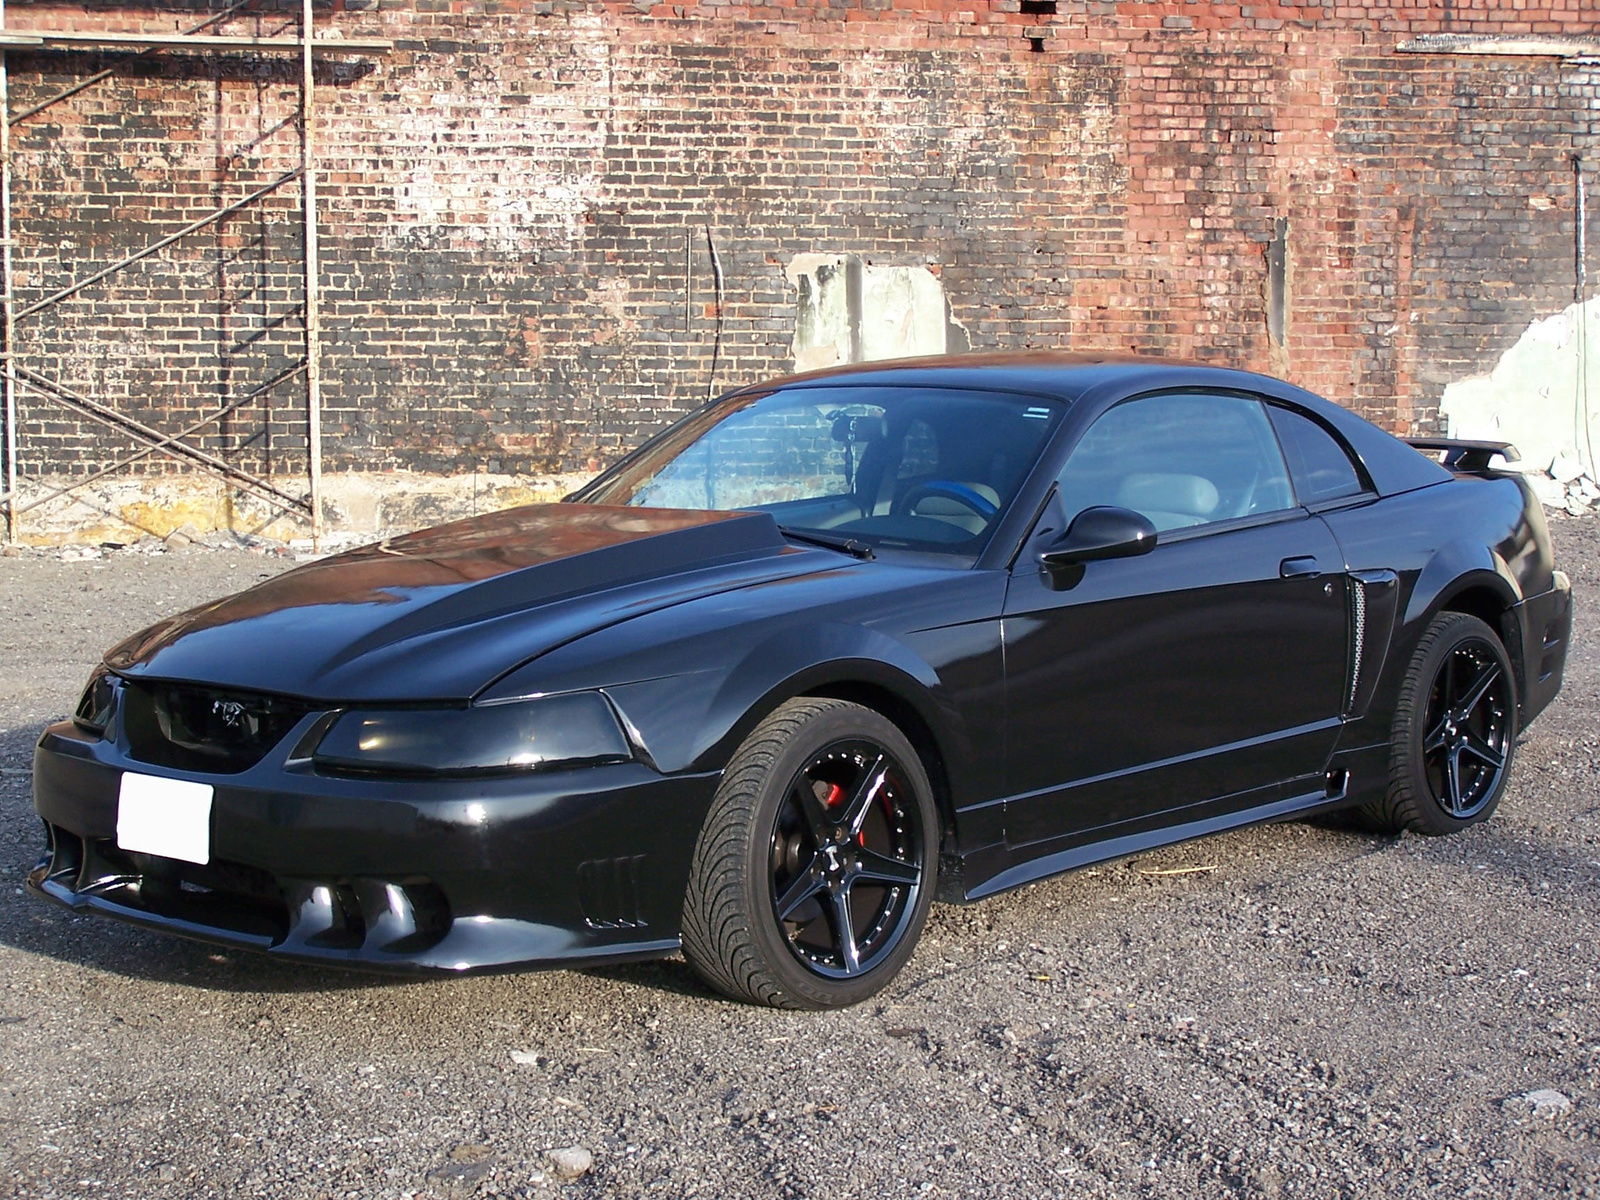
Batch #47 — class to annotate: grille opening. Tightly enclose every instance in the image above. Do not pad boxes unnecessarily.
[122,682,311,774]
[79,838,291,942]
[41,826,452,955]
[285,876,451,953]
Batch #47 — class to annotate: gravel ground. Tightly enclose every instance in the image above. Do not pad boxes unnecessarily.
[1,521,1598,1200]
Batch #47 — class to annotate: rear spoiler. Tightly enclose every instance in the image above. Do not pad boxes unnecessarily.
[1404,437,1521,473]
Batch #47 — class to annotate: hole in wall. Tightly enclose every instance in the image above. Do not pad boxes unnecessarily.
[1021,0,1057,13]
[1028,36,1046,52]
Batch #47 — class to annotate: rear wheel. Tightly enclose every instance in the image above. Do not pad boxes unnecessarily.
[1363,611,1517,835]
[679,698,938,1009]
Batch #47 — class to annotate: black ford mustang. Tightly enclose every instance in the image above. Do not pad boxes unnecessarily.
[30,354,1572,1008]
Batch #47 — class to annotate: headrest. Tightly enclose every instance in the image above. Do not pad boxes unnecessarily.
[1116,472,1219,517]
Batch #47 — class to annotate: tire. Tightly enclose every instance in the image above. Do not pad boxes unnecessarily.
[679,698,939,1009]
[1362,611,1517,836]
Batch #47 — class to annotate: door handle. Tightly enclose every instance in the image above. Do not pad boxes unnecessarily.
[1280,556,1321,579]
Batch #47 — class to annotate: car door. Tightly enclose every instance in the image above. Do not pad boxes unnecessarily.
[1001,390,1350,851]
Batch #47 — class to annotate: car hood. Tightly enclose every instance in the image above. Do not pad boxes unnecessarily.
[105,504,844,702]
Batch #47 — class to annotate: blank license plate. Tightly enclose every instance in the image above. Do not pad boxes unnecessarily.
[116,772,213,865]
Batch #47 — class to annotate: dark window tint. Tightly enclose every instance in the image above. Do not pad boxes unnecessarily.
[1057,392,1295,533]
[1268,406,1367,506]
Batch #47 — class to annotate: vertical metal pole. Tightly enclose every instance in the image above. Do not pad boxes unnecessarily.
[0,0,16,546]
[301,0,322,550]
[1578,156,1596,478]
[1577,155,1587,305]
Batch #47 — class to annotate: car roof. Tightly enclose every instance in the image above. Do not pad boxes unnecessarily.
[727,351,1451,499]
[727,351,1290,406]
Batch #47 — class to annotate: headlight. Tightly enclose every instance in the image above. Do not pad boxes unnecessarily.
[311,691,633,777]
[74,666,117,734]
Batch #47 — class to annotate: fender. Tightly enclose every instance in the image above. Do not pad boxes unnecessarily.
[1344,541,1524,735]
[603,621,961,779]
[1400,538,1521,632]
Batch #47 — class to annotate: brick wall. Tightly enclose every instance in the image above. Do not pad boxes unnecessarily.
[5,0,1598,486]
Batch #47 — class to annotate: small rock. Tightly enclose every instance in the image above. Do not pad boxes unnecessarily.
[1529,473,1567,507]
[509,1049,540,1066]
[163,531,193,551]
[547,1145,593,1180]
[156,1164,177,1181]
[1,543,21,557]
[1520,1088,1573,1119]
[1552,452,1585,483]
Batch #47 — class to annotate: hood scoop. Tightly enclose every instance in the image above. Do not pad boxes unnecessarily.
[105,505,801,700]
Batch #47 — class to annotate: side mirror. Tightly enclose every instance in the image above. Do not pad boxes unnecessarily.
[1035,505,1157,589]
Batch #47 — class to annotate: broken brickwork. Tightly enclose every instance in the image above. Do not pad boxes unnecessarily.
[5,0,1599,483]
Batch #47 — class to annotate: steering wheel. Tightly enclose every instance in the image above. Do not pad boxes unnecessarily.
[894,480,999,520]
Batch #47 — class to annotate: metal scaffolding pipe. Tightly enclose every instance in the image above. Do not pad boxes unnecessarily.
[0,0,13,544]
[9,0,275,128]
[303,0,323,550]
[0,5,382,545]
[14,167,302,321]
[0,31,391,53]
[11,360,307,515]
[12,366,310,511]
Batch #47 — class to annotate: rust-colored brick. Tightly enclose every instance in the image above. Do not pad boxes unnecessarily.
[5,1,1596,477]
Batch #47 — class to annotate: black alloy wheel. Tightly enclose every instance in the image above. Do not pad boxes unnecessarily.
[680,698,939,1009]
[1364,611,1517,835]
[768,739,924,979]
[1420,633,1512,820]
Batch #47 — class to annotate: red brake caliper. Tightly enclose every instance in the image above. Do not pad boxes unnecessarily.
[823,782,869,846]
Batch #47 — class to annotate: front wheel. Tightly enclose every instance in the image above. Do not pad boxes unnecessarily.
[1364,611,1517,836]
[679,698,938,1009]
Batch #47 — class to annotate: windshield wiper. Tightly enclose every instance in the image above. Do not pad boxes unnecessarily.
[777,526,875,560]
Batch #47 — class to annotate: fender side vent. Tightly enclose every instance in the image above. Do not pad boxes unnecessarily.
[1346,579,1367,714]
[577,856,648,930]
[1346,570,1400,719]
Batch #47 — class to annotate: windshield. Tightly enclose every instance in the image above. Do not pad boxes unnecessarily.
[578,386,1066,553]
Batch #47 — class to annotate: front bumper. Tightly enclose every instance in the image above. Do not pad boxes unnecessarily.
[28,718,720,972]
[1514,570,1573,728]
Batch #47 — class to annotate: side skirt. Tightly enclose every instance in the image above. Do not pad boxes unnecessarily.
[961,784,1357,902]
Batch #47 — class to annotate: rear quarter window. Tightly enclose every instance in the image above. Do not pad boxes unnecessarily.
[1269,406,1369,506]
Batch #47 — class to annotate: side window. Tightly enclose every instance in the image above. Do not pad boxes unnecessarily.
[1057,392,1295,534]
[1268,406,1368,506]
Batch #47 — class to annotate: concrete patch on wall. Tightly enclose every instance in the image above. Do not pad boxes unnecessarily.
[788,255,967,374]
[1440,299,1600,514]
[7,470,593,548]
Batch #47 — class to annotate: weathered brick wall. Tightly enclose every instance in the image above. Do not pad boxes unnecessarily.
[6,0,1599,486]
